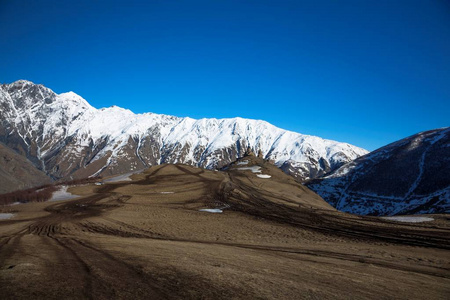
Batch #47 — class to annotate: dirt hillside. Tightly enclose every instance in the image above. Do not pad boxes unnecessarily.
[1,161,449,299]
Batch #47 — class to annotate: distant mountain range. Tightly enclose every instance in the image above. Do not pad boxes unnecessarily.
[0,80,367,193]
[307,128,450,216]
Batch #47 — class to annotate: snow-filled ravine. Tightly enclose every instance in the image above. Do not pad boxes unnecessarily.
[103,169,144,183]
[0,213,15,220]
[199,209,223,213]
[238,166,271,179]
[49,186,80,202]
[257,174,271,179]
[238,166,262,173]
[381,216,434,223]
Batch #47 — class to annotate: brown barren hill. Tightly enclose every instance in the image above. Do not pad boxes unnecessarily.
[0,160,449,299]
[0,143,52,194]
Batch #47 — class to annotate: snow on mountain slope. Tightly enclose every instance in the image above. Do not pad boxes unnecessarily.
[0,80,368,182]
[306,128,450,216]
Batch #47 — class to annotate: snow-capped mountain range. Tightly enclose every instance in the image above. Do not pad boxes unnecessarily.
[307,128,450,216]
[0,80,367,183]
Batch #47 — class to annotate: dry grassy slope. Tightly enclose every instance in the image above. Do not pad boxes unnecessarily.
[0,143,52,193]
[1,160,449,299]
[225,156,335,210]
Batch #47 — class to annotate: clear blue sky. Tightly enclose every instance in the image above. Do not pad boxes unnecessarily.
[1,0,449,151]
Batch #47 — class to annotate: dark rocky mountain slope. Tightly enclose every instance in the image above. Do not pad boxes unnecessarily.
[307,128,450,216]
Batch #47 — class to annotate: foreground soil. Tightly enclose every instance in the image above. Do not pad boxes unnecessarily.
[1,159,449,299]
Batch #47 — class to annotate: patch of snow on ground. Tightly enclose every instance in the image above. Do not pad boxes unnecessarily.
[103,173,132,183]
[199,209,223,213]
[382,216,434,223]
[0,213,14,220]
[238,166,261,173]
[237,160,249,165]
[49,186,80,202]
[103,169,144,183]
[257,174,271,179]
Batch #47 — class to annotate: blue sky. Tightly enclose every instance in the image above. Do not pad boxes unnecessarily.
[1,0,449,151]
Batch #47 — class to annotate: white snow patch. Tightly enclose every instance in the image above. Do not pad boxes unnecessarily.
[199,209,223,213]
[257,174,271,179]
[238,166,261,173]
[49,186,79,202]
[382,216,434,223]
[0,213,14,220]
[103,169,144,183]
[237,160,249,165]
[104,174,132,183]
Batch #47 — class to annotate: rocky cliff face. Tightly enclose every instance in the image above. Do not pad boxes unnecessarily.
[307,128,450,216]
[0,80,367,184]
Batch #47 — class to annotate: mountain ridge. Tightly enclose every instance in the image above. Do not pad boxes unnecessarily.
[0,79,368,185]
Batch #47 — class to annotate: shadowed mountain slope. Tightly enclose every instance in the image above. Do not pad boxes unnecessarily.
[0,143,52,193]
[307,128,450,216]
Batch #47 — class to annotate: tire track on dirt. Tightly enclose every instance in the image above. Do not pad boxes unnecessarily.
[226,172,450,249]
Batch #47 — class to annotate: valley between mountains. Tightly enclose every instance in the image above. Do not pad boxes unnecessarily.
[1,158,449,299]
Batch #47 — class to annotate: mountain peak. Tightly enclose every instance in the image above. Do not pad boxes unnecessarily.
[59,91,79,97]
[9,79,36,86]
